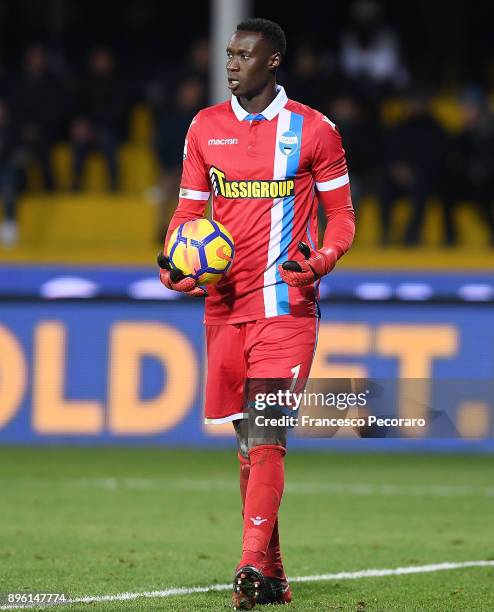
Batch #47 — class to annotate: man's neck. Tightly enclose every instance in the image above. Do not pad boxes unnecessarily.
[237,82,278,115]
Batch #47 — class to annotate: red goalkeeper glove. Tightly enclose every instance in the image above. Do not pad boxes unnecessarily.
[278,242,337,287]
[157,253,207,297]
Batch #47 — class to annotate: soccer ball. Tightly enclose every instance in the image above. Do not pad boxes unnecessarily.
[166,218,234,285]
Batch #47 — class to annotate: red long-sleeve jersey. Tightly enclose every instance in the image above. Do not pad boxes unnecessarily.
[165,85,355,324]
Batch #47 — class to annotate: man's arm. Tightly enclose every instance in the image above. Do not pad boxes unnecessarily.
[163,188,210,251]
[280,115,355,286]
[163,114,210,250]
[317,173,355,262]
[159,114,211,295]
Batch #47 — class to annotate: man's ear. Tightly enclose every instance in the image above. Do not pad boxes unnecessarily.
[268,52,281,72]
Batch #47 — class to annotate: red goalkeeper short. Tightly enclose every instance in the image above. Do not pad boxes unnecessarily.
[204,315,319,424]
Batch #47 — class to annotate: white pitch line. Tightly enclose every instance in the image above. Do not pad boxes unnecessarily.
[3,477,494,497]
[290,560,494,582]
[1,560,493,610]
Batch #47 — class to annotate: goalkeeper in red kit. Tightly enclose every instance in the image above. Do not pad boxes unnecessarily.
[159,18,355,610]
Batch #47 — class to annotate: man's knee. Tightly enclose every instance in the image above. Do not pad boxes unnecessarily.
[234,418,287,456]
[233,419,250,459]
[247,430,287,452]
[248,440,286,453]
[238,438,250,460]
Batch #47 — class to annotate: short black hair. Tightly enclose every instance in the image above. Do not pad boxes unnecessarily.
[236,18,287,57]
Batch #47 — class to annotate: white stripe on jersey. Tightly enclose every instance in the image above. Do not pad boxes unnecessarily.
[263,108,292,318]
[179,188,210,200]
[315,173,349,192]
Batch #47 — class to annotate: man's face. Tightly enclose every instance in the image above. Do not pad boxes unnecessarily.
[226,31,279,98]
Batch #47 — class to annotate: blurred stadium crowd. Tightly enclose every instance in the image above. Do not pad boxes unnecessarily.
[0,0,493,248]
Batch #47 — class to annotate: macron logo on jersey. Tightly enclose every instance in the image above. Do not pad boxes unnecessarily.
[208,138,238,146]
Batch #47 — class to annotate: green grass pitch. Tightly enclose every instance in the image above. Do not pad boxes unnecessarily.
[0,448,493,611]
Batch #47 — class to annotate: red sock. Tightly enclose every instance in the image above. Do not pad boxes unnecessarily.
[238,452,285,578]
[264,520,285,579]
[239,444,285,569]
[238,452,250,517]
